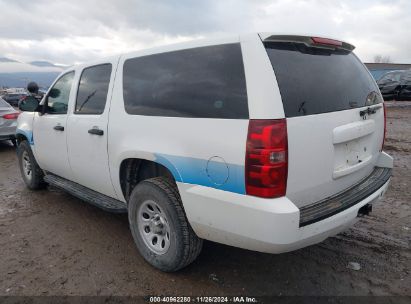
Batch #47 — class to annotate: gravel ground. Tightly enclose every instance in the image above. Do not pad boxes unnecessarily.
[0,107,409,297]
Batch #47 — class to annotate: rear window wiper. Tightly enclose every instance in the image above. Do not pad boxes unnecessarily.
[359,104,382,117]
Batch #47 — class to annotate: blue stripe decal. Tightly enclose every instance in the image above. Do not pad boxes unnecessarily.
[16,129,34,145]
[154,153,245,194]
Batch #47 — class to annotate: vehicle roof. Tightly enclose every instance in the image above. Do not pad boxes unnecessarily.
[384,70,407,74]
[65,34,241,72]
[61,32,353,73]
[258,32,352,46]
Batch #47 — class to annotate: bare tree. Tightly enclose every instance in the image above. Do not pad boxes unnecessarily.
[374,55,382,63]
[374,55,392,63]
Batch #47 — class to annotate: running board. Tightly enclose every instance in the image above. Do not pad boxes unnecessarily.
[44,174,127,213]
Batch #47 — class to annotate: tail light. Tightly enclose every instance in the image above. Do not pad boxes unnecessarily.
[2,113,20,120]
[382,103,387,151]
[245,119,288,198]
[311,37,343,47]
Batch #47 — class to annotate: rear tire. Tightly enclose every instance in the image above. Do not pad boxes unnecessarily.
[128,177,203,272]
[17,140,46,190]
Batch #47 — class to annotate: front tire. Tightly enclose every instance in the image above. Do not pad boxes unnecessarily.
[128,177,203,272]
[17,140,46,190]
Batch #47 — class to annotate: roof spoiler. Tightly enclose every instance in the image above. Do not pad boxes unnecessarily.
[262,35,355,52]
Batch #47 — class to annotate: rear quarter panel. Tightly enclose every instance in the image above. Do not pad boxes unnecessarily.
[108,37,259,202]
[108,34,287,203]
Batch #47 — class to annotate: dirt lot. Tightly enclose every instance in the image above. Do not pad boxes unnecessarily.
[0,107,410,297]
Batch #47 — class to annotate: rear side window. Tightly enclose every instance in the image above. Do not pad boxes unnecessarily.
[75,64,112,115]
[403,71,411,84]
[379,73,395,82]
[265,42,380,117]
[123,43,248,119]
[381,72,402,83]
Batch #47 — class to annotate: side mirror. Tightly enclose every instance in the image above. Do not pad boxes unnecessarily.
[19,96,40,112]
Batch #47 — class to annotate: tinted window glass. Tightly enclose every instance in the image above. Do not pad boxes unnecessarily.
[393,72,402,82]
[47,72,74,114]
[379,73,393,82]
[123,43,248,119]
[402,71,411,83]
[265,42,380,117]
[75,64,112,114]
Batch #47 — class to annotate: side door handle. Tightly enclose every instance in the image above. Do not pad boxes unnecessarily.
[88,128,104,136]
[53,125,64,131]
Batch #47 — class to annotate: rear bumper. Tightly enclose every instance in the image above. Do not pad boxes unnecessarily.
[178,164,392,254]
[300,167,391,227]
[0,124,17,140]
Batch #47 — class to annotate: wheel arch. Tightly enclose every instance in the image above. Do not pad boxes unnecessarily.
[119,157,182,203]
[16,133,28,144]
[15,129,34,145]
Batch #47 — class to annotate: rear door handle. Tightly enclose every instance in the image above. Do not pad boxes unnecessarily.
[88,128,104,136]
[53,125,64,131]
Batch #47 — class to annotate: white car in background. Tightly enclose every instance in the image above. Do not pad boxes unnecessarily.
[16,33,393,272]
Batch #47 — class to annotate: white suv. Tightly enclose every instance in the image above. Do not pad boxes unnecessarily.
[16,33,393,271]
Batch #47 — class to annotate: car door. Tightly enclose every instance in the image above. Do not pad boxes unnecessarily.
[66,62,118,199]
[399,71,411,100]
[32,71,75,180]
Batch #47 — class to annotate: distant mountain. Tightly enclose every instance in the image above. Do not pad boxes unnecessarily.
[29,61,59,68]
[0,57,65,88]
[0,58,63,73]
[0,57,19,63]
[0,72,60,88]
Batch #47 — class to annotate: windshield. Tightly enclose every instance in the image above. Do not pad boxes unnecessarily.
[265,42,381,117]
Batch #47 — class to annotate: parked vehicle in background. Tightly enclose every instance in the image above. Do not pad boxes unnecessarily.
[16,33,393,272]
[18,82,44,109]
[377,70,411,101]
[6,88,27,94]
[1,93,27,107]
[0,97,19,145]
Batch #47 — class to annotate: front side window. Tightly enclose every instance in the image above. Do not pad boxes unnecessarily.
[47,72,74,114]
[123,43,248,119]
[75,64,112,114]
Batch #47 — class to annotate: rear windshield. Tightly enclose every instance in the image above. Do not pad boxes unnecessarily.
[265,42,381,117]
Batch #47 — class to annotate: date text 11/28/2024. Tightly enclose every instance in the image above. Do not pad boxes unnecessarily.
[149,296,257,303]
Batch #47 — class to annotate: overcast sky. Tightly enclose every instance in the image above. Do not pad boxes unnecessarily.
[0,0,410,65]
